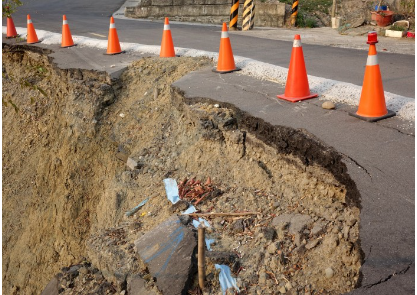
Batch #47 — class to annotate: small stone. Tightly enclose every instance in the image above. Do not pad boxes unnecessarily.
[311,223,324,236]
[262,227,276,241]
[171,200,189,213]
[294,233,302,246]
[214,104,220,108]
[258,270,267,285]
[279,286,287,293]
[305,239,320,250]
[119,113,125,118]
[78,267,88,275]
[120,291,126,295]
[285,281,292,290]
[267,242,278,254]
[322,101,335,110]
[127,157,139,170]
[325,267,334,278]
[232,219,245,233]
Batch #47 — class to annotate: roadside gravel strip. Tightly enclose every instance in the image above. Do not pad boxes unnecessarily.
[4,26,414,121]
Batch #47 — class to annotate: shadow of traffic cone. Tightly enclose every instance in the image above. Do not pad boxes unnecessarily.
[27,14,40,44]
[213,23,240,73]
[349,32,395,122]
[61,15,75,48]
[6,16,18,38]
[160,17,176,57]
[277,34,317,102]
[106,16,123,55]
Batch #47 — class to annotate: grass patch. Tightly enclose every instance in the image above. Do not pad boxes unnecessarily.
[279,0,332,14]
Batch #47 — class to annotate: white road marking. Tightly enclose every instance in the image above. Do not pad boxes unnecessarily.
[89,32,106,38]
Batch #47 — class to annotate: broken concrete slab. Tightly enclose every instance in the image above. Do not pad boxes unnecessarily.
[271,213,313,235]
[41,276,59,295]
[135,215,197,295]
[127,274,157,295]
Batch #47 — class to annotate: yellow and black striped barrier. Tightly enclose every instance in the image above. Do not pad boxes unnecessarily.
[229,0,239,30]
[291,0,298,26]
[242,0,255,31]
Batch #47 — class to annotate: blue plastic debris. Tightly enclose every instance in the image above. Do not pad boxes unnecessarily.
[192,218,211,229]
[205,238,215,251]
[125,198,149,217]
[163,178,180,204]
[183,205,196,214]
[215,264,240,295]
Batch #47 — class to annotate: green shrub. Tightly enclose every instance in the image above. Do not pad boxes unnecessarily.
[296,13,317,28]
[390,24,408,31]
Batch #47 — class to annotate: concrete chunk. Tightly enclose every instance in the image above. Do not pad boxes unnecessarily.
[135,215,196,295]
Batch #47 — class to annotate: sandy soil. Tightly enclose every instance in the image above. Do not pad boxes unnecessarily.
[3,44,362,295]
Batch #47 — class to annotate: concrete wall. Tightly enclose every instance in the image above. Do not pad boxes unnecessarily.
[125,0,286,28]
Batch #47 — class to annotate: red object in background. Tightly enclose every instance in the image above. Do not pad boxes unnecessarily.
[406,32,415,38]
[371,11,394,27]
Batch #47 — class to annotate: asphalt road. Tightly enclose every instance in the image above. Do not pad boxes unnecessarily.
[3,0,415,98]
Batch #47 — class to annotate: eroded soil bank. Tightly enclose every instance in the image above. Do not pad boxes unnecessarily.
[2,44,362,295]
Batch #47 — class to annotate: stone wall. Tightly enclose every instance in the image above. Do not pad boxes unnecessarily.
[125,0,286,28]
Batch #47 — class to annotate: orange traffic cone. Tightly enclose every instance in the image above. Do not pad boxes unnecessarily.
[350,32,395,122]
[277,35,317,102]
[6,16,18,38]
[213,23,240,73]
[160,17,176,57]
[106,16,123,55]
[27,14,40,44]
[61,15,75,48]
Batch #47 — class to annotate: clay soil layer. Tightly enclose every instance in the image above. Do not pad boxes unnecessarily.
[2,44,362,295]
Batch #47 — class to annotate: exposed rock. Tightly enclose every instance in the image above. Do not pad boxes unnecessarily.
[262,227,277,241]
[134,215,197,295]
[127,157,140,170]
[322,101,336,110]
[272,213,313,235]
[325,267,334,278]
[206,251,239,264]
[127,274,157,295]
[41,276,59,295]
[305,238,320,250]
[231,219,245,233]
[311,222,326,236]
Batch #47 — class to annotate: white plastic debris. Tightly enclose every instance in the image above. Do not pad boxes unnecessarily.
[163,178,180,204]
[215,264,240,295]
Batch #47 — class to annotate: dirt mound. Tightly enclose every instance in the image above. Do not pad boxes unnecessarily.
[2,44,362,295]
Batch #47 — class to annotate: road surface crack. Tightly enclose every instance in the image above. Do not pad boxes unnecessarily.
[363,263,413,289]
[341,153,372,179]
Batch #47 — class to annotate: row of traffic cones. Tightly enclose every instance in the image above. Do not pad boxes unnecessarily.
[210,26,393,121]
[6,15,123,54]
[6,15,393,121]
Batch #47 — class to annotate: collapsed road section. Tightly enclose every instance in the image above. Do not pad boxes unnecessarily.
[3,44,361,295]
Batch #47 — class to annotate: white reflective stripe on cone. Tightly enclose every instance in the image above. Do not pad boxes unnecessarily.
[221,31,229,38]
[63,20,68,25]
[164,24,170,30]
[367,55,378,66]
[109,23,116,29]
[293,40,301,47]
[27,19,33,24]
